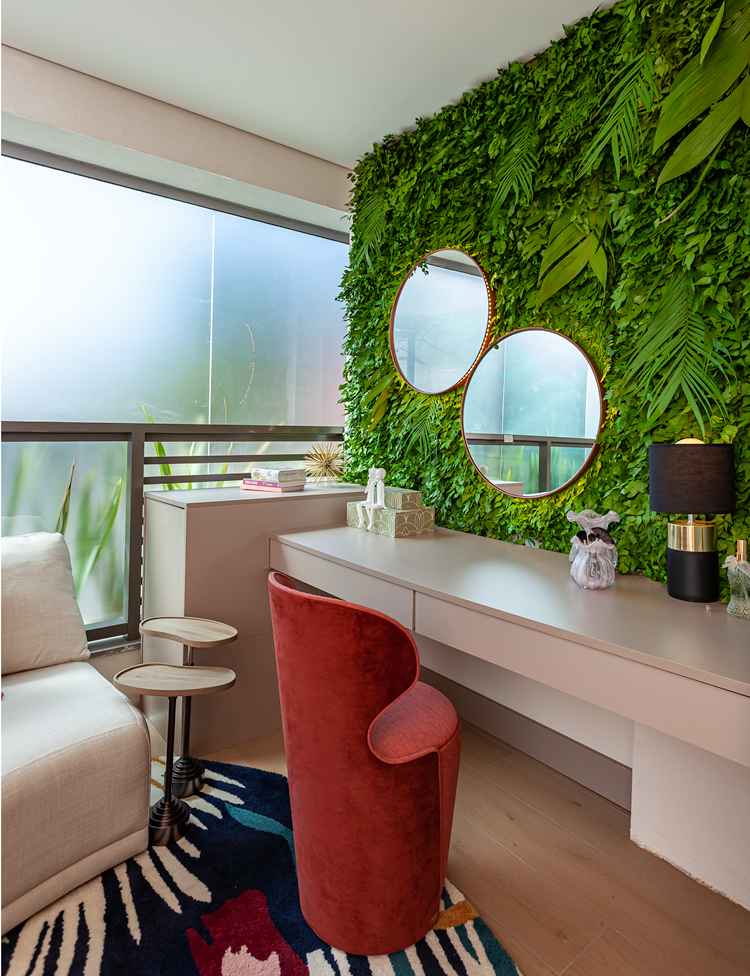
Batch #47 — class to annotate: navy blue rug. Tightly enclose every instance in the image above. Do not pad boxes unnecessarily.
[2,761,519,975]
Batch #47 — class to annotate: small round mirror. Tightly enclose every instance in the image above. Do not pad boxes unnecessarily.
[462,328,603,498]
[390,249,492,394]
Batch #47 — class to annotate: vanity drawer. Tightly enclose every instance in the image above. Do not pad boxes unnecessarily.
[414,591,750,767]
[269,540,414,628]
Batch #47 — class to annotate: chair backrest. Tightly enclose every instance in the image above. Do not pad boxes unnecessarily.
[267,571,418,760]
[1,533,88,675]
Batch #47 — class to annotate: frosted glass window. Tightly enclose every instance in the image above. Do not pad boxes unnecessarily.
[1,156,349,629]
[1,157,348,425]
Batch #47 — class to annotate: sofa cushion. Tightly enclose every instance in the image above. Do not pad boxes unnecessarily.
[1,533,88,675]
[1,662,150,908]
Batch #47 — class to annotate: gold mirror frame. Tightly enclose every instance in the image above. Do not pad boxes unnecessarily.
[460,327,605,499]
[389,248,495,395]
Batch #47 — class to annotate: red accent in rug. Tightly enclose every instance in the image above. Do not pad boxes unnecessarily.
[187,889,309,976]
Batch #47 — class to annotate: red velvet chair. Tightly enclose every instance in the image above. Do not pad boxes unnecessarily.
[267,571,460,955]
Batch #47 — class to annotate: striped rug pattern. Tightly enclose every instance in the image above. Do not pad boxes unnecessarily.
[2,761,520,976]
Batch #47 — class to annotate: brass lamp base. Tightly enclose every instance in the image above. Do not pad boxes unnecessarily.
[667,520,716,552]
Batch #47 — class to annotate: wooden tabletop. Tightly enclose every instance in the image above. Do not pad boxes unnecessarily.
[273,526,750,697]
[140,616,238,648]
[114,663,236,697]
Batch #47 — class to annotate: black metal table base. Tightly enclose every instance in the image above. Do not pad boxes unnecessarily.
[149,795,191,845]
[150,695,191,846]
[172,755,204,798]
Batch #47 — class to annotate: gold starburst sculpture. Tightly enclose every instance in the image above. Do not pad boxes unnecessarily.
[305,442,345,482]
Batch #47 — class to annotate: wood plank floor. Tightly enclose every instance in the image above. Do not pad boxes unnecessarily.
[207,723,750,976]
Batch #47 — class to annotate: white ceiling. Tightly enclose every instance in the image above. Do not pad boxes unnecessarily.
[2,0,605,168]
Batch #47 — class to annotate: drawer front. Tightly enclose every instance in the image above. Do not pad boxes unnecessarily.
[270,540,413,628]
[414,592,750,767]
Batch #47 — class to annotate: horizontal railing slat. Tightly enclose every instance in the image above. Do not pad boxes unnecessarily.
[465,433,595,447]
[145,471,273,485]
[2,421,343,441]
[144,452,308,465]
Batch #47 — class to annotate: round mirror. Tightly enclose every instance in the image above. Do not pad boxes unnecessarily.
[390,249,493,394]
[462,328,603,498]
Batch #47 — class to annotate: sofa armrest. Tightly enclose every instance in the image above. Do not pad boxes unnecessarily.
[368,681,459,765]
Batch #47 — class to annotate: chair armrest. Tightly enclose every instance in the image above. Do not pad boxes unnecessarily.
[368,681,459,765]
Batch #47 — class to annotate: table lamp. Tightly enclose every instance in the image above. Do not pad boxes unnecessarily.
[648,440,734,602]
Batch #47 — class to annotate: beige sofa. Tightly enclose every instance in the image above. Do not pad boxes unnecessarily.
[1,533,150,933]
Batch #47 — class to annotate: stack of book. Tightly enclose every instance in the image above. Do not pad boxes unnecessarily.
[241,466,307,493]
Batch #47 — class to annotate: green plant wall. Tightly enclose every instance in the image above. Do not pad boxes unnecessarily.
[340,0,749,591]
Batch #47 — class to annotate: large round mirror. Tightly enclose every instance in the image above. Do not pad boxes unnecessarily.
[390,249,493,394]
[462,328,603,497]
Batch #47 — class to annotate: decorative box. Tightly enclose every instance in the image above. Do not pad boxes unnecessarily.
[383,487,423,511]
[347,501,435,538]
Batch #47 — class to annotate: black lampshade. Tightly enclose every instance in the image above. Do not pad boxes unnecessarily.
[649,443,734,514]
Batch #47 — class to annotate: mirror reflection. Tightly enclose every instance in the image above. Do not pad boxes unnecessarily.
[462,329,602,497]
[390,249,491,394]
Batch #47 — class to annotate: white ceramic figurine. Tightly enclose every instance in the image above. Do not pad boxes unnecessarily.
[356,467,386,531]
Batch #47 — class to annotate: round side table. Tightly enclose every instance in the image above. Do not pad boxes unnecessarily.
[114,663,236,845]
[140,617,238,798]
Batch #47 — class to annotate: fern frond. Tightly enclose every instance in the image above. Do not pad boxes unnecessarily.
[623,274,729,435]
[578,53,658,180]
[351,189,388,269]
[489,120,538,223]
[403,397,443,458]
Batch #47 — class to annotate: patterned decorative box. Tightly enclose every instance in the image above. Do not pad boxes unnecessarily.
[383,486,423,511]
[347,501,435,538]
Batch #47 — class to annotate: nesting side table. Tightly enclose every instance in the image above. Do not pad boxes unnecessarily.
[140,617,238,797]
[114,663,236,845]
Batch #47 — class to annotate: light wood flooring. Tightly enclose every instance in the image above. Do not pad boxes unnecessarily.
[207,723,750,976]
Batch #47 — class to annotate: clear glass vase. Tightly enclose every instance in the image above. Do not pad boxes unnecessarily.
[566,509,620,591]
[726,558,750,620]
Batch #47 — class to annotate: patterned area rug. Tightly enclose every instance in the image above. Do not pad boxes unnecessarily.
[2,761,520,976]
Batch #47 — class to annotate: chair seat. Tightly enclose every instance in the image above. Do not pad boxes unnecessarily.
[369,681,459,763]
[1,661,150,914]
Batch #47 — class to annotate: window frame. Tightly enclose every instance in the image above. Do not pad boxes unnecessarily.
[1,140,349,246]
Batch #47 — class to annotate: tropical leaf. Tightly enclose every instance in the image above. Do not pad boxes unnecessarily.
[351,189,388,269]
[363,372,397,430]
[656,77,745,187]
[402,397,443,457]
[75,477,124,596]
[538,219,586,279]
[535,210,607,306]
[589,244,608,288]
[654,140,724,225]
[535,235,596,306]
[623,274,729,435]
[653,2,750,150]
[488,120,538,221]
[55,463,75,535]
[701,3,726,64]
[578,53,658,180]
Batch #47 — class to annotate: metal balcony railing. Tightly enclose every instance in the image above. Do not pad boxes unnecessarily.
[464,432,595,494]
[1,422,344,643]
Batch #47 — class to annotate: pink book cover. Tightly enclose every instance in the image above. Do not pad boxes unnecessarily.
[241,481,304,493]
